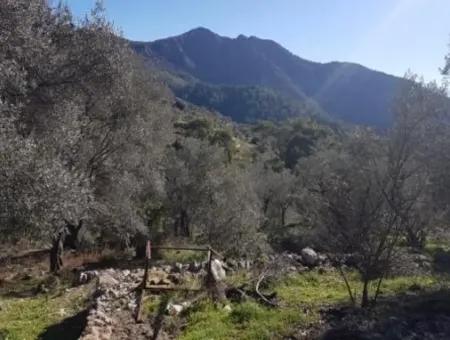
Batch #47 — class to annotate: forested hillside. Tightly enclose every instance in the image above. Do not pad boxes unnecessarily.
[132,27,403,128]
[172,82,328,123]
[1,1,450,339]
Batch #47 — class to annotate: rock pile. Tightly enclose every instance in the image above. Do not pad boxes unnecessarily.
[77,248,328,339]
[80,268,153,340]
[78,264,212,340]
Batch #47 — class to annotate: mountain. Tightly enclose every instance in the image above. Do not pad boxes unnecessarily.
[131,27,404,127]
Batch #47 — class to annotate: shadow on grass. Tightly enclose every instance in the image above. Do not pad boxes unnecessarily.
[38,309,89,340]
[0,276,44,298]
[321,289,450,340]
[432,247,450,274]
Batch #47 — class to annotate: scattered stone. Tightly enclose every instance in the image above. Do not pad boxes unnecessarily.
[167,273,182,284]
[167,303,184,316]
[98,272,119,288]
[301,247,319,266]
[79,271,98,284]
[223,304,232,312]
[189,261,202,272]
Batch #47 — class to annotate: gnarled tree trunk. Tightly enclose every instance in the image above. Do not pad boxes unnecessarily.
[49,220,83,273]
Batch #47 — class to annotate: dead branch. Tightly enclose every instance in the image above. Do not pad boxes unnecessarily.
[255,271,277,307]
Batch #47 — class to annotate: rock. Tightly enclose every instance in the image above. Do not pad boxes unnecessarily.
[79,272,89,284]
[226,259,237,270]
[167,273,182,284]
[171,263,183,273]
[98,272,118,287]
[223,304,232,312]
[211,259,226,281]
[414,254,429,262]
[158,278,172,285]
[167,303,184,315]
[318,254,328,264]
[301,247,319,266]
[127,301,137,310]
[189,261,202,273]
[161,265,172,273]
[291,253,303,263]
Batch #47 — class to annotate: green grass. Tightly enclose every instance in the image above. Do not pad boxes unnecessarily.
[224,270,253,287]
[157,249,207,263]
[143,294,162,316]
[0,285,91,340]
[425,238,450,255]
[180,269,440,340]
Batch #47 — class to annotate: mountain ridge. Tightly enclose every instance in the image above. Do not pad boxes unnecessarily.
[131,27,404,127]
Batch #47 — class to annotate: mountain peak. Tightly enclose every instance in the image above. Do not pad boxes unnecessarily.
[183,27,217,37]
[133,28,402,128]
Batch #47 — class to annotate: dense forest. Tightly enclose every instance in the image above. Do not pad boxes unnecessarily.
[1,1,450,339]
[173,82,327,123]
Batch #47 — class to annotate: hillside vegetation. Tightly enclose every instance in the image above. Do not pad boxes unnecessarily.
[173,82,328,123]
[132,27,402,127]
[1,1,450,339]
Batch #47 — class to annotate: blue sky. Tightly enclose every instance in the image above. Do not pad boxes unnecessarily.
[62,0,449,82]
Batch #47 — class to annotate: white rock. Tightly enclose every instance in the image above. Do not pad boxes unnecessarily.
[223,305,232,312]
[211,259,226,281]
[301,247,319,266]
[167,303,184,315]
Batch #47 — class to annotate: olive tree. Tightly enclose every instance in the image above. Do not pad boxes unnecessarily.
[0,0,174,270]
[164,137,265,256]
[301,128,420,307]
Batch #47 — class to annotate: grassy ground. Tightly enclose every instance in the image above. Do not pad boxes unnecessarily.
[179,269,441,340]
[0,276,93,340]
[0,242,446,340]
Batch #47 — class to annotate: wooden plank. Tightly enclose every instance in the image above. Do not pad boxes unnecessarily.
[209,246,224,259]
[135,286,146,323]
[145,286,202,292]
[151,246,210,252]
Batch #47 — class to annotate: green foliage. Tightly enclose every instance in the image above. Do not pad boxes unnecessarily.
[175,118,212,140]
[156,248,207,263]
[143,295,162,316]
[181,269,440,340]
[175,83,326,123]
[249,117,338,169]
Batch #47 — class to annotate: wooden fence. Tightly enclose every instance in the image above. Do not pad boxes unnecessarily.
[135,241,223,322]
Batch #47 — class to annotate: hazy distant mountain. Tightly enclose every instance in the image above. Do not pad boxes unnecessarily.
[131,27,404,127]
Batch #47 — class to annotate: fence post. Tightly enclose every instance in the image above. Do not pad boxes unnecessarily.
[135,240,151,322]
